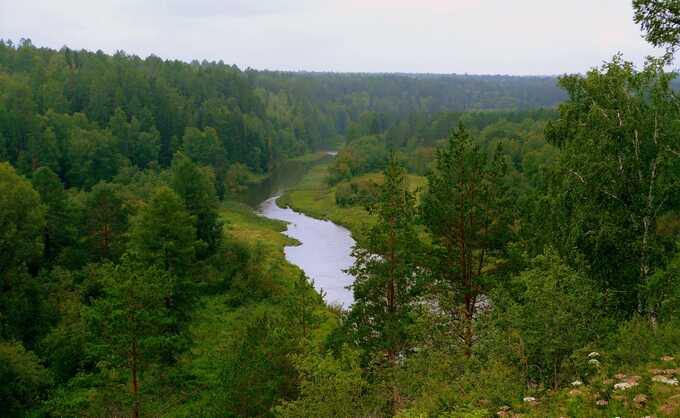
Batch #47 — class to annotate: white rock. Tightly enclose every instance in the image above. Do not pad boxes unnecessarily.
[588,351,600,358]
[652,375,679,385]
[571,380,583,386]
[523,396,537,403]
[614,382,637,390]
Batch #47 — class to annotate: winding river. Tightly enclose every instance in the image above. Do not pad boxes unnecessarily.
[259,197,355,307]
[242,154,356,307]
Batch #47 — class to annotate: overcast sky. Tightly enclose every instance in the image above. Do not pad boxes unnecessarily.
[0,0,664,75]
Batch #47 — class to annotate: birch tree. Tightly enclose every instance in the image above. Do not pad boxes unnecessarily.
[546,56,680,314]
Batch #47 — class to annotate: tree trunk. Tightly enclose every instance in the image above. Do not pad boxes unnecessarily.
[131,341,140,418]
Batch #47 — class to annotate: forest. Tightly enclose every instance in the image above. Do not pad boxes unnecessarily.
[2,0,680,417]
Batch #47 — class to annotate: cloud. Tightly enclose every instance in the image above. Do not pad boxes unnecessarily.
[0,0,663,75]
[141,0,317,18]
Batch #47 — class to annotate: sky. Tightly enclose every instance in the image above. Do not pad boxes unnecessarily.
[0,0,664,75]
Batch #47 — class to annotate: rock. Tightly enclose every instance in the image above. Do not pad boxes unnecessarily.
[571,380,583,386]
[652,375,679,385]
[589,358,601,366]
[614,381,637,390]
[588,351,600,358]
[523,396,537,403]
[496,405,512,416]
[661,355,675,362]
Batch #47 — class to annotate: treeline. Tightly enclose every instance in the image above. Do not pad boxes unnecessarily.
[0,38,333,183]
[254,71,566,123]
[0,39,570,192]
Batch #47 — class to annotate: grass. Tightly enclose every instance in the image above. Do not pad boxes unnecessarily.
[278,162,427,242]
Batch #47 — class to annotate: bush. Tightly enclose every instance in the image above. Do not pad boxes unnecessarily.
[335,177,380,207]
[489,249,608,387]
[608,316,680,367]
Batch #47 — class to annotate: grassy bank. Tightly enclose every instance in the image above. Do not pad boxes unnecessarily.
[277,162,426,242]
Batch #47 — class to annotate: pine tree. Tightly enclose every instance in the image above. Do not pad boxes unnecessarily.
[83,255,177,418]
[347,153,421,411]
[420,122,509,356]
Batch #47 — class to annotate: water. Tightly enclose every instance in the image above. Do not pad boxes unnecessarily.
[259,197,355,307]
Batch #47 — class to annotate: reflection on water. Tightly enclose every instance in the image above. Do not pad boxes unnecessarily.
[238,154,332,208]
[259,196,355,308]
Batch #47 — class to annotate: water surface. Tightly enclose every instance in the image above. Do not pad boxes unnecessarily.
[259,196,355,307]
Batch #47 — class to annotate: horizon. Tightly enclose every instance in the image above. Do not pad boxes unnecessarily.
[0,0,665,76]
[1,38,661,79]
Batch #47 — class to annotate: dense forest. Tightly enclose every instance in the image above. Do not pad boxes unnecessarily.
[2,0,680,417]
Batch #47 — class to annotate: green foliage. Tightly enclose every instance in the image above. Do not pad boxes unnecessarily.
[0,340,52,418]
[608,316,680,367]
[489,249,606,387]
[82,182,129,262]
[328,135,387,184]
[545,56,680,314]
[181,126,225,169]
[65,127,124,189]
[129,186,199,276]
[348,154,422,360]
[0,162,45,269]
[31,166,77,262]
[199,307,299,417]
[274,346,369,418]
[83,256,179,366]
[335,176,379,207]
[170,153,222,256]
[634,0,680,60]
[420,122,510,355]
[645,246,680,321]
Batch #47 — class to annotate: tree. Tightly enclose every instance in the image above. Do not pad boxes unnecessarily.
[285,271,323,340]
[347,153,421,411]
[0,340,52,418]
[170,153,222,255]
[181,126,225,169]
[65,127,124,189]
[83,256,177,418]
[490,249,605,388]
[274,346,369,418]
[545,57,680,315]
[82,182,129,261]
[0,162,45,271]
[31,166,76,262]
[420,122,510,357]
[129,186,199,276]
[633,0,680,61]
[0,163,49,346]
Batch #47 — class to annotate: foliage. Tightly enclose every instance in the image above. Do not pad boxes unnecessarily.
[420,122,510,355]
[545,56,680,314]
[634,0,680,60]
[0,340,52,418]
[488,249,607,387]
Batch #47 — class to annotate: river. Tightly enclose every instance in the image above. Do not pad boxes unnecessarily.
[242,154,356,308]
[259,197,355,307]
